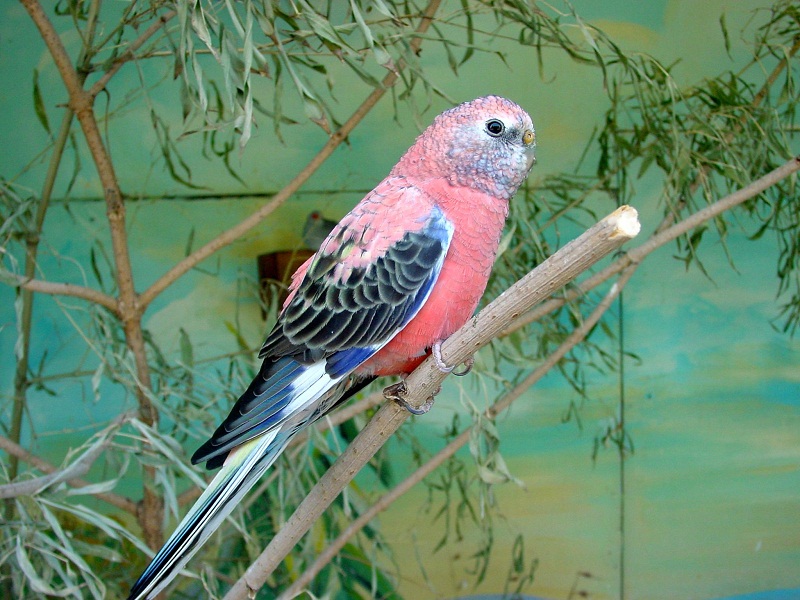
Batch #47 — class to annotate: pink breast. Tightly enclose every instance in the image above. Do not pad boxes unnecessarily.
[356,185,508,377]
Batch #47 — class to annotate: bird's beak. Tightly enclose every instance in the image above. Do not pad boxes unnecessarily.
[523,128,536,170]
[525,146,537,170]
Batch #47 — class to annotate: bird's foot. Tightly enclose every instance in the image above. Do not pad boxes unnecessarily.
[432,341,474,377]
[383,381,435,415]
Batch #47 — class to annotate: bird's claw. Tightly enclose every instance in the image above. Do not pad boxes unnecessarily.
[452,356,474,377]
[432,341,474,377]
[383,381,435,415]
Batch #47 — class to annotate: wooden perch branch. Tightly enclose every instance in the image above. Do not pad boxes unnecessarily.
[222,205,641,600]
[276,158,800,595]
[278,264,638,599]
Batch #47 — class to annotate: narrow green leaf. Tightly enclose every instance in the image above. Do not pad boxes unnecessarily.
[179,327,194,368]
[89,248,104,288]
[15,542,61,596]
[494,222,517,262]
[719,12,731,57]
[32,68,51,135]
[224,320,251,352]
[183,226,196,257]
[349,0,374,46]
[91,362,103,403]
[64,132,81,198]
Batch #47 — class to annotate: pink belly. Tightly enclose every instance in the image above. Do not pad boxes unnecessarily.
[353,181,508,378]
[356,248,491,377]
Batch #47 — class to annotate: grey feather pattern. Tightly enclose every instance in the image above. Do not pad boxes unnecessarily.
[260,214,452,361]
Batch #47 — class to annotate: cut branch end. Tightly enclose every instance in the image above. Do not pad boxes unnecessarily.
[608,205,641,239]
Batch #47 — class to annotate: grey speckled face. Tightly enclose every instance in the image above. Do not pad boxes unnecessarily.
[444,96,536,199]
[390,95,536,200]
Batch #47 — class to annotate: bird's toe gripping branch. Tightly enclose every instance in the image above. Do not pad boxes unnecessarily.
[432,340,474,377]
[387,340,475,415]
[383,381,435,415]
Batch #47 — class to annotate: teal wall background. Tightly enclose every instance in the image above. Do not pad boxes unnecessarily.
[1,1,798,599]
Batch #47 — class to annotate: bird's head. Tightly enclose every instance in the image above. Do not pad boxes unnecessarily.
[394,95,536,200]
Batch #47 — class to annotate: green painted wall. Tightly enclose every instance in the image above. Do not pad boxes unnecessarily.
[1,1,797,599]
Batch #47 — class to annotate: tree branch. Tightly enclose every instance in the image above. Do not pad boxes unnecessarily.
[19,0,165,549]
[0,438,107,500]
[138,0,443,309]
[19,0,153,413]
[88,10,177,99]
[0,417,137,513]
[278,264,638,599]
[222,205,641,600]
[6,101,83,501]
[277,155,800,595]
[504,156,800,335]
[10,275,120,313]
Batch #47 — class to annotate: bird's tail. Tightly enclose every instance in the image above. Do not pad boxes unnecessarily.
[127,430,287,600]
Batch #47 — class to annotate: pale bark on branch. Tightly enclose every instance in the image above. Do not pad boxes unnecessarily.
[222,205,641,600]
[278,264,638,599]
[278,156,800,596]
[0,440,105,500]
[5,6,177,316]
[18,0,154,420]
[18,0,168,549]
[11,276,119,313]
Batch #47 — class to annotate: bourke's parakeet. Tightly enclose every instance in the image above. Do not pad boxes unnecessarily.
[128,95,536,599]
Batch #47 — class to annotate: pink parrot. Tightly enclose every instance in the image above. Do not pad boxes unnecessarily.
[128,95,536,599]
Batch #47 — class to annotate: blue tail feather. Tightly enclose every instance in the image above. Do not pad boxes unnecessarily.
[127,431,288,600]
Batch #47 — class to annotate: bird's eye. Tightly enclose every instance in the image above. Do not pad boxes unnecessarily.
[485,119,505,137]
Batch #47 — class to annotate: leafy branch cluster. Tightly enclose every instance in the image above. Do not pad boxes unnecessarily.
[0,1,798,599]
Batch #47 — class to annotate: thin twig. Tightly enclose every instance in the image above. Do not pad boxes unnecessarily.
[88,10,178,98]
[0,438,108,500]
[13,276,119,313]
[223,206,641,600]
[7,110,80,491]
[0,416,137,513]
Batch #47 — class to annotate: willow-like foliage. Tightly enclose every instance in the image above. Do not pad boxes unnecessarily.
[0,1,797,598]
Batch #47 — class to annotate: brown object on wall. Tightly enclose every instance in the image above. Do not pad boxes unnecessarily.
[257,250,314,314]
